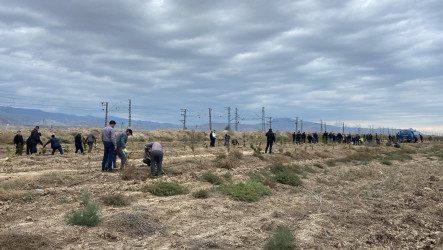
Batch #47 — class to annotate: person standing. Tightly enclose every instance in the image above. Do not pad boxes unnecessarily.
[29,126,42,154]
[210,130,216,147]
[113,129,132,170]
[85,132,96,153]
[101,120,117,172]
[74,132,84,154]
[13,130,24,154]
[265,129,275,154]
[224,133,230,146]
[43,134,63,155]
[144,142,163,176]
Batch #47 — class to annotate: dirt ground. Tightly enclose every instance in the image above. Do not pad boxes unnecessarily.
[0,128,442,249]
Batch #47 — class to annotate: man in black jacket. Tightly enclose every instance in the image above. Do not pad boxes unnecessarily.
[29,126,43,154]
[13,130,24,154]
[265,129,275,154]
[44,134,63,155]
[74,132,84,154]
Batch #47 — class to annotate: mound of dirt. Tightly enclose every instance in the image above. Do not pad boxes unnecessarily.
[105,212,162,236]
[0,232,52,249]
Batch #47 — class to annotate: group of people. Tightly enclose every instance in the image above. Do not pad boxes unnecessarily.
[101,120,163,176]
[11,122,164,177]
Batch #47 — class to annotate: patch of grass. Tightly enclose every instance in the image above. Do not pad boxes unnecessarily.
[219,180,271,202]
[250,144,264,160]
[80,188,91,205]
[64,202,102,227]
[222,173,232,181]
[201,171,223,185]
[141,182,187,196]
[313,163,324,169]
[192,189,209,199]
[283,151,292,157]
[102,194,130,206]
[229,149,243,160]
[264,225,297,250]
[214,157,236,170]
[275,171,302,186]
[215,152,227,160]
[380,159,393,165]
[15,192,35,203]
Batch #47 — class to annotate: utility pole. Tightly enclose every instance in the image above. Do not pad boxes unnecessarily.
[235,107,238,131]
[208,108,212,131]
[320,119,322,132]
[225,107,231,130]
[180,109,187,130]
[262,107,265,132]
[301,119,303,133]
[101,102,109,127]
[128,99,132,129]
[342,122,345,134]
[325,122,327,132]
[268,117,272,129]
[295,117,299,132]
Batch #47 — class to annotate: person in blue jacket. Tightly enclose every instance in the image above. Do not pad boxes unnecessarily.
[43,134,63,155]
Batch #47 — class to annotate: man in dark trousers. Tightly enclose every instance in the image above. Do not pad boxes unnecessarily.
[85,132,96,153]
[29,126,42,154]
[13,130,24,154]
[74,132,84,154]
[43,134,63,155]
[144,142,164,176]
[265,128,275,154]
[113,129,132,170]
[102,120,117,172]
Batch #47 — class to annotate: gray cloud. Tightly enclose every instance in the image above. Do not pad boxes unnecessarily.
[1,0,443,131]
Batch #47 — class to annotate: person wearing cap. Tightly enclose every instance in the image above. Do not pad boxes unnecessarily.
[29,126,43,154]
[85,131,97,153]
[112,129,132,170]
[101,120,117,172]
[74,132,84,154]
[144,142,163,176]
[265,128,275,154]
[43,134,63,155]
[13,130,24,154]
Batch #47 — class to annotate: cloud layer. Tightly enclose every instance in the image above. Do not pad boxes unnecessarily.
[1,0,442,131]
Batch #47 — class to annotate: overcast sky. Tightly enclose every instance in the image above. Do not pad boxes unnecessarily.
[1,0,442,132]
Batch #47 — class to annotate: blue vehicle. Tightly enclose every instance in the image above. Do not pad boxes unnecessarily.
[396,129,417,143]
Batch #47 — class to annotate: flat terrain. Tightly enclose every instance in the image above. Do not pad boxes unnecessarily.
[0,129,442,249]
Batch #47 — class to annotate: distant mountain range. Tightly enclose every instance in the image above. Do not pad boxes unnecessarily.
[0,106,402,134]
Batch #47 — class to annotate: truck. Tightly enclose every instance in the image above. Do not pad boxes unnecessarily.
[396,129,418,143]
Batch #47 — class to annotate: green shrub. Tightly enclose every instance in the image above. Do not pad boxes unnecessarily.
[192,189,209,199]
[283,151,292,157]
[215,158,236,169]
[141,182,187,196]
[219,180,271,202]
[313,163,324,169]
[102,194,130,206]
[16,143,24,155]
[264,226,297,250]
[64,203,102,227]
[275,171,302,186]
[222,173,232,181]
[80,188,91,205]
[201,171,223,185]
[250,144,264,160]
[380,159,393,165]
[230,149,243,160]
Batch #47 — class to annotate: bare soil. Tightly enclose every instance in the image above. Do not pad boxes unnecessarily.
[0,129,442,249]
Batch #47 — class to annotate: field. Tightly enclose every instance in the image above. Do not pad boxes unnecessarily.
[0,128,442,249]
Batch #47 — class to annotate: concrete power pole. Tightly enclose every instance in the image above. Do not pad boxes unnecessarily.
[225,107,231,130]
[235,107,238,131]
[208,108,212,131]
[320,119,322,132]
[262,107,265,132]
[295,117,299,132]
[180,109,187,130]
[101,102,109,127]
[342,122,345,134]
[128,99,132,129]
[301,119,303,133]
[268,117,272,130]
